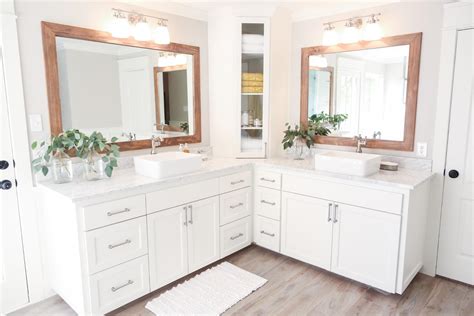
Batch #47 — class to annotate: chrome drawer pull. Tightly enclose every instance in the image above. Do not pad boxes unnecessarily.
[108,239,131,249]
[260,200,276,206]
[260,230,275,237]
[328,203,333,222]
[333,204,339,223]
[111,279,134,292]
[183,206,188,226]
[231,179,245,185]
[188,205,193,224]
[107,208,131,217]
[230,233,244,240]
[230,202,244,209]
[260,177,275,183]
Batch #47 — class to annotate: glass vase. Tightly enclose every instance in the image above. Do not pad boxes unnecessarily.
[83,151,106,181]
[293,139,306,160]
[51,152,73,184]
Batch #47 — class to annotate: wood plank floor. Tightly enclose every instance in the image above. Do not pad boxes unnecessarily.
[11,245,474,316]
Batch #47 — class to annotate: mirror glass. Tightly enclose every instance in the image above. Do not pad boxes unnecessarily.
[307,45,409,141]
[56,37,194,142]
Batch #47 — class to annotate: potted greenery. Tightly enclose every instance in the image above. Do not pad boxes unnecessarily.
[31,129,80,184]
[282,123,316,160]
[76,132,120,181]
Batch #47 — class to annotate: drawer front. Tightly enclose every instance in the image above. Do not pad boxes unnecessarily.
[282,174,403,215]
[256,169,281,190]
[255,187,281,220]
[219,171,252,194]
[220,216,252,257]
[254,216,280,252]
[89,255,150,314]
[146,178,219,214]
[220,187,252,226]
[85,217,148,274]
[82,195,146,231]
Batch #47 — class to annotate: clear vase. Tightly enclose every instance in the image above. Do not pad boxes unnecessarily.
[51,152,73,184]
[294,139,306,160]
[83,151,106,181]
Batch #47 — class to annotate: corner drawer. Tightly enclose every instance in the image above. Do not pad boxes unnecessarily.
[256,169,281,190]
[282,174,403,215]
[89,255,150,315]
[85,216,148,274]
[255,187,281,220]
[146,178,219,214]
[219,171,252,194]
[220,187,252,226]
[81,195,146,231]
[254,216,280,252]
[220,216,252,257]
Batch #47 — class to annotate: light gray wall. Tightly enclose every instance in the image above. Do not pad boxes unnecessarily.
[58,49,122,129]
[291,2,443,158]
[15,0,209,147]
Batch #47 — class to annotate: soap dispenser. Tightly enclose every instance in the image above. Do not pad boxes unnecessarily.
[183,143,190,153]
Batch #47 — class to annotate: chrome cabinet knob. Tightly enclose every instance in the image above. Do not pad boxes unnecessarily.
[448,170,459,179]
[0,160,9,170]
[1,180,12,190]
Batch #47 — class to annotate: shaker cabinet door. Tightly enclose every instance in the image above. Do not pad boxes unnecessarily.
[281,192,333,270]
[147,205,189,291]
[331,203,401,293]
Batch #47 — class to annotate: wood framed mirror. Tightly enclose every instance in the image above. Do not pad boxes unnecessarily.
[42,21,201,152]
[300,33,422,151]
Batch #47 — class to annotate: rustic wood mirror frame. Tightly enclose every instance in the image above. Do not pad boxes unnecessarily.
[300,33,422,151]
[42,21,201,152]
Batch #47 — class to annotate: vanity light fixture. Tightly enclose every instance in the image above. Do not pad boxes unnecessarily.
[321,13,382,46]
[110,8,170,44]
[309,55,328,68]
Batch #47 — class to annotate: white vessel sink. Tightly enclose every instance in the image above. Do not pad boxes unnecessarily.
[314,151,382,177]
[134,152,202,179]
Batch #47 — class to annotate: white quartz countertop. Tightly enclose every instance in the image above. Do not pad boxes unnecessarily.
[37,157,433,203]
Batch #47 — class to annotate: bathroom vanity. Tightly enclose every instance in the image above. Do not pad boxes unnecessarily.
[38,158,431,315]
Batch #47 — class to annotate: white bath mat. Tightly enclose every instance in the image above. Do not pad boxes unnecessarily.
[146,262,267,315]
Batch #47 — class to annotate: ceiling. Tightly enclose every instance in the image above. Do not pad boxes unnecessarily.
[122,0,453,22]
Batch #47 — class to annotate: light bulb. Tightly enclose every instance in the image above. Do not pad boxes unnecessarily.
[134,20,151,41]
[175,54,187,65]
[154,25,170,45]
[342,21,360,44]
[110,15,129,38]
[322,24,339,46]
[309,55,328,68]
[363,16,383,41]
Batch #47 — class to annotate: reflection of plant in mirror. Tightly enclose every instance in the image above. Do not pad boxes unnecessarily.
[309,112,348,131]
[76,132,120,178]
[180,122,189,134]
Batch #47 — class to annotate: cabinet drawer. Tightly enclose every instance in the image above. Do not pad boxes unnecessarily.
[254,216,280,252]
[81,195,146,231]
[255,187,281,220]
[256,169,281,190]
[89,255,150,315]
[219,171,252,194]
[146,178,219,214]
[220,216,252,257]
[85,217,148,274]
[220,187,252,226]
[282,174,403,215]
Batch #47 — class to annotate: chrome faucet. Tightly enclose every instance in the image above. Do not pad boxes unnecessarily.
[155,123,169,134]
[354,134,367,153]
[150,135,163,154]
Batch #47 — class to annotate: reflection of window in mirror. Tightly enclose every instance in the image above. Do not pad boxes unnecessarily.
[308,66,333,117]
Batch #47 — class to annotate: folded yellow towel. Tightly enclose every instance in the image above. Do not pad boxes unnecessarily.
[242,86,263,93]
[242,72,263,82]
[242,80,263,87]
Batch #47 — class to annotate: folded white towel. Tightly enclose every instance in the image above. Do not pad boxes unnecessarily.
[242,43,264,54]
[242,34,264,45]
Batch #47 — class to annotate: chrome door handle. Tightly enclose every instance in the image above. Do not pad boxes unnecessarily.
[230,202,244,209]
[333,204,338,223]
[183,206,188,226]
[260,200,276,206]
[108,239,131,249]
[111,280,134,292]
[260,177,275,183]
[188,205,193,224]
[107,208,131,216]
[260,230,275,237]
[231,179,244,185]
[230,233,243,240]
[328,203,333,222]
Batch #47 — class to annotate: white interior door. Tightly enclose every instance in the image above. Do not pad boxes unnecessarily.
[437,28,474,285]
[0,51,29,313]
